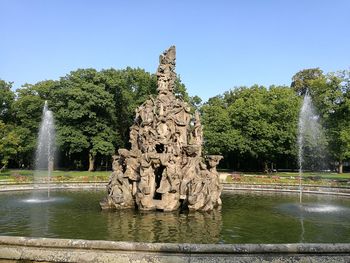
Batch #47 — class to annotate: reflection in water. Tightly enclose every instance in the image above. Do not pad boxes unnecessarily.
[299,217,305,243]
[301,204,345,213]
[27,192,69,237]
[278,202,350,223]
[278,201,350,243]
[24,197,66,204]
[29,199,50,237]
[104,209,222,243]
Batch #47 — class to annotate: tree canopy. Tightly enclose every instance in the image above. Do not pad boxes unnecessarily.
[302,69,350,173]
[1,68,189,171]
[1,67,349,173]
[202,85,300,171]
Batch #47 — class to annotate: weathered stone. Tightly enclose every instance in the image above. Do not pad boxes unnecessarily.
[1,236,350,263]
[100,46,223,212]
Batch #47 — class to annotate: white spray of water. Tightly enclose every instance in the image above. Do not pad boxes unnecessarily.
[298,93,326,203]
[297,92,326,203]
[34,101,55,198]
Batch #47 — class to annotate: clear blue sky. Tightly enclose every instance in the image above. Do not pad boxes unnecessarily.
[1,0,349,102]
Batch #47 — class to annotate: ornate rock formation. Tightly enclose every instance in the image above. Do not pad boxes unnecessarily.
[100,46,222,212]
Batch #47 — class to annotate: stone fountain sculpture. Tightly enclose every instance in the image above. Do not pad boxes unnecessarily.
[100,46,223,212]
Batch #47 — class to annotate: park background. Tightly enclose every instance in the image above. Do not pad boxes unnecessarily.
[1,0,349,176]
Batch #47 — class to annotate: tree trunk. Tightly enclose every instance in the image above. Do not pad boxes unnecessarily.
[0,164,6,172]
[263,161,269,173]
[338,160,343,174]
[88,153,95,172]
[0,159,8,172]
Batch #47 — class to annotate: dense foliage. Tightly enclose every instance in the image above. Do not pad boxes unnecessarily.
[1,67,349,172]
[293,69,350,173]
[201,85,300,171]
[0,68,189,171]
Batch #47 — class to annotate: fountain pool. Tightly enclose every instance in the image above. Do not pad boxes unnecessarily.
[1,189,350,244]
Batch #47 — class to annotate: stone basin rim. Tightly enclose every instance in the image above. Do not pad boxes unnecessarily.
[1,182,350,197]
[0,235,350,254]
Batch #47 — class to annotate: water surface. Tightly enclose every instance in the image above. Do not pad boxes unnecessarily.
[0,190,349,243]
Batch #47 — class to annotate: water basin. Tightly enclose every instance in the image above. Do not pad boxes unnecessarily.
[0,189,349,244]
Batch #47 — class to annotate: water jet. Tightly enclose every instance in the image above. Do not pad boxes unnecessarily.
[33,100,56,201]
[297,92,327,203]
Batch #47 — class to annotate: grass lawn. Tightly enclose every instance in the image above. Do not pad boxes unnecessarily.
[220,170,350,187]
[0,169,111,183]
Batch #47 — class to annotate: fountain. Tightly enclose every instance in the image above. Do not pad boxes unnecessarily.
[277,91,349,241]
[32,100,56,200]
[100,46,223,212]
[297,92,327,203]
[0,48,349,262]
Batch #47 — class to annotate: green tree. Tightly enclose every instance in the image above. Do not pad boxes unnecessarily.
[0,79,15,123]
[189,95,202,112]
[12,83,52,168]
[53,69,117,171]
[227,86,299,171]
[291,68,324,95]
[174,76,189,101]
[100,67,189,148]
[0,121,20,170]
[202,85,300,171]
[3,67,190,170]
[264,86,300,169]
[100,67,157,148]
[201,95,243,156]
[308,70,350,173]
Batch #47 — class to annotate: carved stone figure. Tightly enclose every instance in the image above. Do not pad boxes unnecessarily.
[100,155,134,209]
[100,46,222,212]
